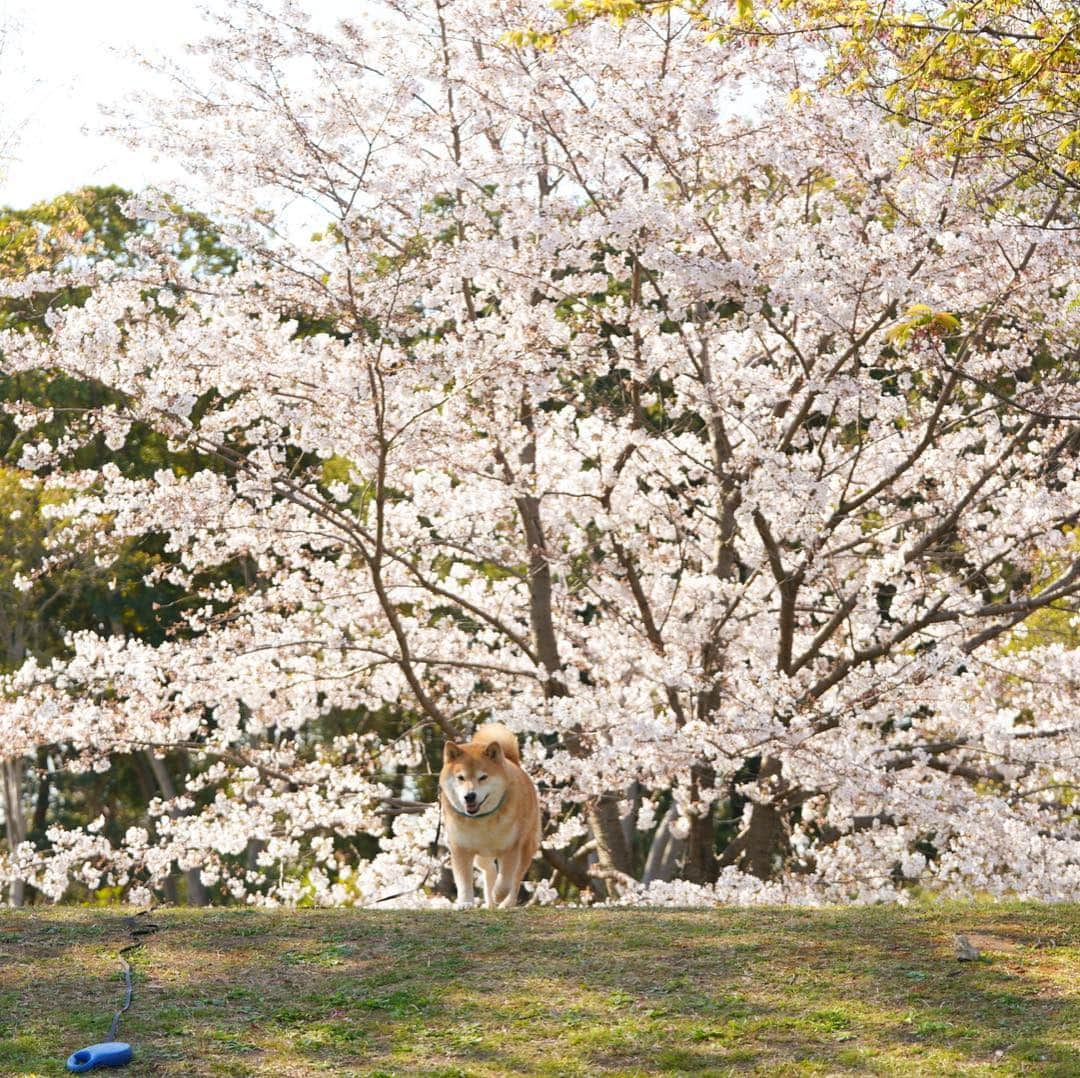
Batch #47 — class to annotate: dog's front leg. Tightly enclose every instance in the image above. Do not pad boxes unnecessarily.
[477,856,498,909]
[450,846,477,909]
[492,849,523,908]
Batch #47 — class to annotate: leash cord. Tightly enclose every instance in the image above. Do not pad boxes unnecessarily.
[107,908,161,1041]
[374,806,443,904]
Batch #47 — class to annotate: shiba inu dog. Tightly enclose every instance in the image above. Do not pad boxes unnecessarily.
[439,723,541,909]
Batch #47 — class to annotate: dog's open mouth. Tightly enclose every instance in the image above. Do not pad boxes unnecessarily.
[466,795,488,816]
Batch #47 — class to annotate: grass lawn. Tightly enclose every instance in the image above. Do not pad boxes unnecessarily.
[0,903,1077,1076]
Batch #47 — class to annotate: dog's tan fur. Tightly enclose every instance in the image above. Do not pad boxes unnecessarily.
[439,723,540,909]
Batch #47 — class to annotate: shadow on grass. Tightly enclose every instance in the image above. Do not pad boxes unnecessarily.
[0,904,1076,1076]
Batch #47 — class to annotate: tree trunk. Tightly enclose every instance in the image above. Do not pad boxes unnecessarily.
[682,763,719,884]
[2,757,28,907]
[643,803,686,884]
[719,757,786,880]
[508,431,635,888]
[585,792,634,883]
[620,781,640,855]
[145,753,209,906]
[740,801,785,879]
[31,748,50,835]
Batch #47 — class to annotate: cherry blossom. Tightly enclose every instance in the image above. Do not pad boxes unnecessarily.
[1,0,1077,906]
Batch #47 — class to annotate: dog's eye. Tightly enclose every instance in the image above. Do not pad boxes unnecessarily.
[457,775,465,782]
[478,774,487,782]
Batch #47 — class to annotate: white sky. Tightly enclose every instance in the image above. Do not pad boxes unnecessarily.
[0,1,346,209]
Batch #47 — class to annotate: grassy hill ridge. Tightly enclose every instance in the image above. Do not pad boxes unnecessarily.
[1,903,1077,1075]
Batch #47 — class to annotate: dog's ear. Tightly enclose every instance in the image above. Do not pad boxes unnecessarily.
[483,741,502,762]
[444,742,463,763]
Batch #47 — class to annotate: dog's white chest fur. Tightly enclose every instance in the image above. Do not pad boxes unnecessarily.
[442,804,520,857]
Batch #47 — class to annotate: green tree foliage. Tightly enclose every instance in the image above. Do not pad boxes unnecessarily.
[529,1,1080,193]
[1,184,237,330]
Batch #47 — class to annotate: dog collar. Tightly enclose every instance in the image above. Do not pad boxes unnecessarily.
[442,789,507,819]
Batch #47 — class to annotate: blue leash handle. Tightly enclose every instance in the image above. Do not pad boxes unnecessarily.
[66,1041,133,1072]
[67,908,161,1071]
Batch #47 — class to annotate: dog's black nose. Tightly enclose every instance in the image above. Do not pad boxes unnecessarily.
[464,791,477,804]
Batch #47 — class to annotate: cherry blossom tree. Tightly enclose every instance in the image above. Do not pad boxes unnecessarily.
[1,0,1077,907]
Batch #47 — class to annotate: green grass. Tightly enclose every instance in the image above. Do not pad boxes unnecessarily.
[0,903,1077,1075]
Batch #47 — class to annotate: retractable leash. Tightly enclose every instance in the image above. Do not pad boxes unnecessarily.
[66,908,162,1073]
[65,801,435,1069]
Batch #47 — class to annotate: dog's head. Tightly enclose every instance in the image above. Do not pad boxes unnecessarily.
[440,739,509,816]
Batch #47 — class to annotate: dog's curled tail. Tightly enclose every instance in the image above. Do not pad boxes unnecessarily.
[472,722,520,764]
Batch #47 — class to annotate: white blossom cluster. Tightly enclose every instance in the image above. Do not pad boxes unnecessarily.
[1,0,1077,906]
